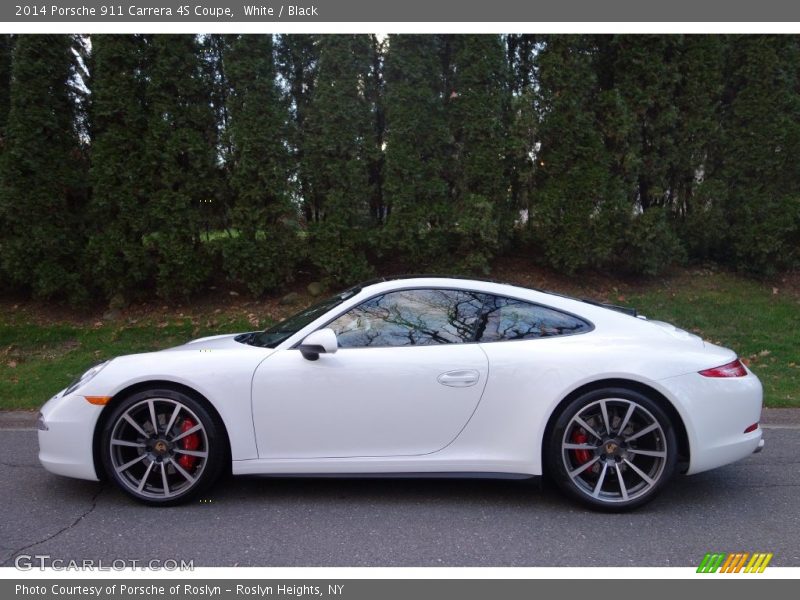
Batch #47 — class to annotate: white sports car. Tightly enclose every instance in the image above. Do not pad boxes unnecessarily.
[37,276,764,510]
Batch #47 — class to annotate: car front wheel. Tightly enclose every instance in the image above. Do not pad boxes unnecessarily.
[546,388,678,511]
[100,389,225,506]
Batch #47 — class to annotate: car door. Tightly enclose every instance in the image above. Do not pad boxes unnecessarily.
[251,288,490,458]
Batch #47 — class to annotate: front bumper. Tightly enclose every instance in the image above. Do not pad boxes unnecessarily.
[658,370,763,475]
[38,390,102,481]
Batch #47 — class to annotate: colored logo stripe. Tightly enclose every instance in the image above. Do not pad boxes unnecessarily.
[697,553,726,573]
[745,553,773,573]
[720,553,749,573]
[697,552,773,573]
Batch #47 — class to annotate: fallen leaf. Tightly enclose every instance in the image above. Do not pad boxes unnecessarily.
[758,349,771,357]
[7,360,17,368]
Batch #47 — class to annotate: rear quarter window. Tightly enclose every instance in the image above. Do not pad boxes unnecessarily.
[475,295,591,342]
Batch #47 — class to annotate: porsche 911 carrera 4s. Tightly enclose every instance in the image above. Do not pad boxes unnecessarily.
[37,276,764,510]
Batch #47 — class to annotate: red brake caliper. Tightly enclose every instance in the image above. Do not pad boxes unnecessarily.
[177,418,200,471]
[571,429,591,464]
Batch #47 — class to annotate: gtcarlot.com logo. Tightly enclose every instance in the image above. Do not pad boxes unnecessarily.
[697,552,773,573]
[14,554,194,571]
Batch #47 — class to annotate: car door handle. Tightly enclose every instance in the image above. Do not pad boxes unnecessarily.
[437,369,480,388]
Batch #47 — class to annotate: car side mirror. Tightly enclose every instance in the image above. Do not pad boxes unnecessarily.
[298,328,339,361]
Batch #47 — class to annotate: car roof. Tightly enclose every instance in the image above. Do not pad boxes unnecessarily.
[346,274,638,318]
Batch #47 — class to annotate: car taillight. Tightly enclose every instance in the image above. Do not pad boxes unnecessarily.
[699,359,748,378]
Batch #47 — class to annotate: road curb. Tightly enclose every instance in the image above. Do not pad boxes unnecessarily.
[760,407,800,426]
[0,410,38,429]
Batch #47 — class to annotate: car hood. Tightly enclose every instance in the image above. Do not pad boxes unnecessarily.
[160,333,249,352]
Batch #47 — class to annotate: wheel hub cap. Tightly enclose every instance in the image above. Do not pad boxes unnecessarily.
[600,438,625,461]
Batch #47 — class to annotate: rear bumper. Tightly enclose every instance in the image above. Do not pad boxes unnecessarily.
[658,370,763,475]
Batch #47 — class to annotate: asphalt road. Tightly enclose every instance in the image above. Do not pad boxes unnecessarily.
[1,416,798,567]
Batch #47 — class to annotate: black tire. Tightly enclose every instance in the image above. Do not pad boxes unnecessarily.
[100,388,226,506]
[545,387,677,511]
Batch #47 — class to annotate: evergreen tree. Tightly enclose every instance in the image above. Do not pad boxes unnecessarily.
[302,35,375,284]
[532,35,628,273]
[0,35,88,301]
[144,35,218,299]
[2,33,799,300]
[445,35,509,272]
[199,34,234,234]
[506,34,539,237]
[383,34,451,267]
[365,34,386,227]
[0,35,13,142]
[276,34,319,227]
[595,34,685,274]
[87,34,153,303]
[222,34,300,295]
[0,34,13,282]
[604,36,681,210]
[713,36,800,274]
[670,35,725,261]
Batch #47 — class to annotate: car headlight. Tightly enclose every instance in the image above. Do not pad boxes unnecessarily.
[63,360,111,396]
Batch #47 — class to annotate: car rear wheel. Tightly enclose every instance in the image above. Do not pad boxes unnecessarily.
[546,388,678,511]
[100,389,225,506]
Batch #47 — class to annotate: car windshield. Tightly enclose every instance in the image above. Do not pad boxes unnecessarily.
[243,286,361,348]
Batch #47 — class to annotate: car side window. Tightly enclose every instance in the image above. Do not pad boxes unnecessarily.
[329,289,485,348]
[475,295,591,342]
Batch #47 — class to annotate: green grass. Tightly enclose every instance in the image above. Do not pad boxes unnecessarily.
[0,316,255,410]
[623,272,800,407]
[0,270,797,410]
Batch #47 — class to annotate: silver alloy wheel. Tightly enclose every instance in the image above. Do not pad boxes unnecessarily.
[561,398,668,504]
[108,398,209,500]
